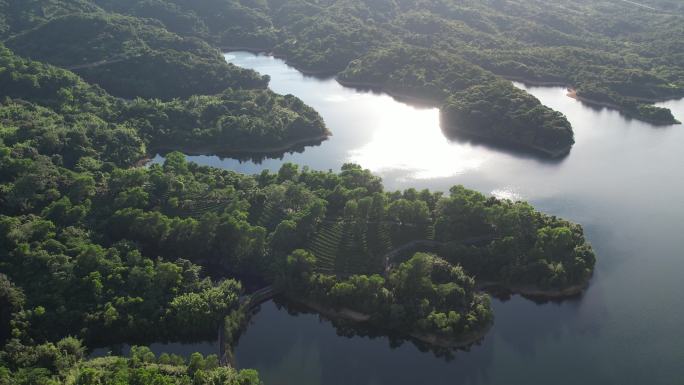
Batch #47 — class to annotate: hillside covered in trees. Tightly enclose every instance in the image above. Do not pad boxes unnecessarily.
[0,44,328,159]
[75,0,684,126]
[5,12,269,99]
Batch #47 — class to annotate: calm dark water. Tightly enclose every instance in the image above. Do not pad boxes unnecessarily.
[183,52,684,385]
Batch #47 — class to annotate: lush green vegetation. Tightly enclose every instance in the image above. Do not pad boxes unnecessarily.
[270,170,595,344]
[0,44,327,159]
[92,0,278,49]
[5,13,268,99]
[282,251,493,346]
[338,46,492,102]
[442,80,574,156]
[260,0,683,125]
[434,186,595,290]
[0,340,260,385]
[124,90,327,156]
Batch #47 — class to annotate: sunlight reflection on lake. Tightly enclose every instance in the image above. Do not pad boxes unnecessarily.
[346,97,488,180]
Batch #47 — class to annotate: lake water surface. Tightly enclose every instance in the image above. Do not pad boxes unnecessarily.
[184,51,684,385]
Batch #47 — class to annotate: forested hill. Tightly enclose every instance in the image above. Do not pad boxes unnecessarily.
[265,0,683,125]
[4,12,269,99]
[55,0,682,127]
[0,44,328,158]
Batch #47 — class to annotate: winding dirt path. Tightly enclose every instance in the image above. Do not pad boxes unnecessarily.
[65,58,128,71]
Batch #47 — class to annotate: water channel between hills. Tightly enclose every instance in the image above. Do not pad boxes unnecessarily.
[157,51,684,385]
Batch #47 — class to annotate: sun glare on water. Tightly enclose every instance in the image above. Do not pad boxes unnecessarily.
[347,95,489,181]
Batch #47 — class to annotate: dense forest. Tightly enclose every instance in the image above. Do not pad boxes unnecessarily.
[70,0,683,126]
[0,0,626,383]
[0,340,260,385]
[5,13,269,99]
[0,44,328,160]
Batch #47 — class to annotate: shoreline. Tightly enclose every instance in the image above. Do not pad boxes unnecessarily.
[222,47,338,77]
[504,76,684,103]
[478,279,590,299]
[297,299,371,322]
[410,323,492,349]
[222,49,682,126]
[504,76,682,125]
[287,296,490,349]
[335,79,445,107]
[503,75,571,88]
[220,46,271,54]
[149,133,330,158]
[567,88,681,126]
[444,124,572,159]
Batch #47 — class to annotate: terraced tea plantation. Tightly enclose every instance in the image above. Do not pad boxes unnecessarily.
[306,218,435,276]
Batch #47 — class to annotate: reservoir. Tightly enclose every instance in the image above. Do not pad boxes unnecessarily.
[185,51,684,385]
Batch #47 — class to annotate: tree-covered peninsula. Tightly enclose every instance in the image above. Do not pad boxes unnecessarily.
[0,128,595,363]
[282,251,494,347]
[0,44,328,159]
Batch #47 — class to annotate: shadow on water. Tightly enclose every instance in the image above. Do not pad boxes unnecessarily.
[336,82,444,110]
[235,299,497,385]
[485,286,586,305]
[272,297,486,361]
[489,292,601,360]
[152,136,329,164]
[442,128,572,164]
[572,97,684,127]
[233,284,595,385]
